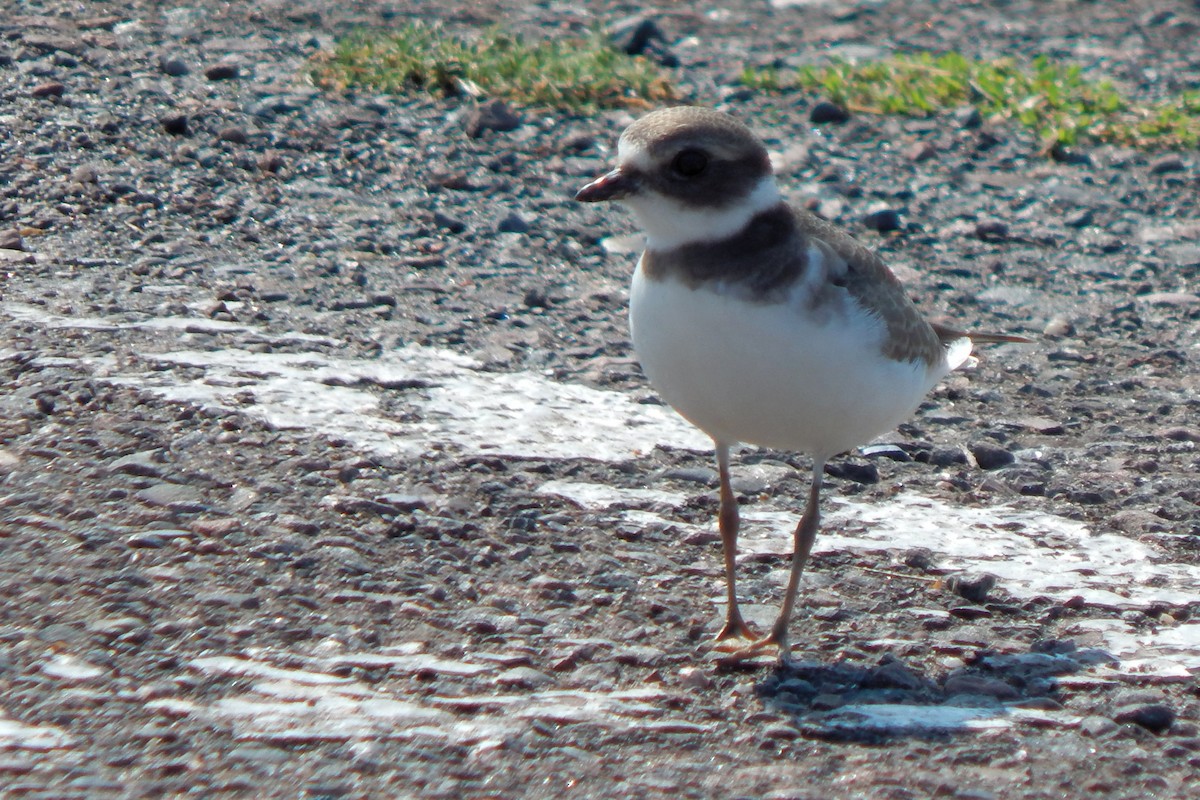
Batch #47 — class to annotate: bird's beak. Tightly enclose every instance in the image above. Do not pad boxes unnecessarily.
[575,167,636,203]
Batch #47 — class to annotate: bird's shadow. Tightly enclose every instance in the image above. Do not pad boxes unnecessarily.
[744,640,1115,742]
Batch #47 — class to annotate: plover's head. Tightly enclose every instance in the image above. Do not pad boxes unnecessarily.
[576,106,781,250]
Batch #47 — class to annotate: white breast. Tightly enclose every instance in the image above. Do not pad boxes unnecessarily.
[629,261,949,458]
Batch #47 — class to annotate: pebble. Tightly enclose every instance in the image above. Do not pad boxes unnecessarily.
[968,442,1014,470]
[809,101,850,124]
[954,105,983,129]
[432,211,467,234]
[205,62,240,81]
[902,547,936,571]
[494,666,553,689]
[905,141,936,162]
[108,452,163,478]
[31,81,66,98]
[160,113,190,136]
[1043,316,1075,337]
[464,99,521,138]
[661,466,718,486]
[824,459,878,484]
[159,56,189,76]
[943,673,1019,700]
[609,16,665,57]
[497,212,530,234]
[862,208,903,233]
[929,447,968,467]
[0,230,26,251]
[218,126,249,144]
[1149,155,1186,175]
[1114,703,1175,734]
[974,219,1009,240]
[135,482,204,508]
[946,572,997,603]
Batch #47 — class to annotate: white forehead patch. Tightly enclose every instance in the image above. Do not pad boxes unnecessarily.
[616,138,654,172]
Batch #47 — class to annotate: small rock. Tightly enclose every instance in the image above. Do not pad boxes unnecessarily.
[1114,703,1175,734]
[902,547,936,571]
[824,459,878,484]
[946,572,997,603]
[0,230,25,251]
[1064,208,1095,228]
[108,450,163,478]
[863,658,927,691]
[126,532,167,549]
[432,211,466,234]
[678,666,713,691]
[809,101,850,125]
[32,81,66,98]
[954,106,983,129]
[135,482,204,509]
[1043,317,1074,337]
[1150,156,1186,175]
[943,674,1019,700]
[862,208,903,233]
[949,606,993,620]
[929,447,968,467]
[497,212,529,234]
[661,466,718,486]
[1158,427,1200,443]
[160,113,189,136]
[159,56,189,76]
[974,219,1009,240]
[495,666,553,689]
[205,62,240,81]
[464,99,521,138]
[905,141,936,162]
[968,442,1014,470]
[1080,715,1119,737]
[609,16,665,56]
[218,126,248,144]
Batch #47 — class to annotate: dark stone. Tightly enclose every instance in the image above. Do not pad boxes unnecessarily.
[218,126,248,144]
[31,81,65,98]
[824,459,878,484]
[160,113,189,136]
[464,99,521,138]
[946,572,997,603]
[1114,703,1175,734]
[969,442,1014,470]
[809,101,850,124]
[929,447,968,467]
[205,62,240,81]
[159,56,189,76]
[432,211,466,234]
[1150,156,1186,175]
[974,219,1009,240]
[862,208,903,233]
[497,212,529,234]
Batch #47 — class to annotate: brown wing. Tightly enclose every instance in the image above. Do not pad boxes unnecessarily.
[794,208,946,366]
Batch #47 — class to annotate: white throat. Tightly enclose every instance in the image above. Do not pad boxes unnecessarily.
[626,176,781,251]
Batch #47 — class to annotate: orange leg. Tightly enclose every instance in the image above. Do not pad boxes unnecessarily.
[713,443,756,642]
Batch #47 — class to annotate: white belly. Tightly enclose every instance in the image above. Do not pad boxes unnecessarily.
[629,264,947,457]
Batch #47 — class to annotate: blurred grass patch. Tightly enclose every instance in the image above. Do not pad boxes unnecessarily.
[741,52,1200,149]
[310,22,675,111]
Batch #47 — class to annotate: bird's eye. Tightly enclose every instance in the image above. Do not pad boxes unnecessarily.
[671,149,708,177]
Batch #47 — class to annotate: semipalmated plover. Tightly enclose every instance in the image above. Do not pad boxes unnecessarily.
[576,106,1029,661]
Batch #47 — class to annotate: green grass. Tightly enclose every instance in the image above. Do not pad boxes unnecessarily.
[310,23,675,111]
[742,52,1200,149]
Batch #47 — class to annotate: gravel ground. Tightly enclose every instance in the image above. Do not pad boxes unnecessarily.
[2,0,1200,797]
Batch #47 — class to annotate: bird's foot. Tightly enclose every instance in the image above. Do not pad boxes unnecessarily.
[711,613,758,651]
[714,630,794,666]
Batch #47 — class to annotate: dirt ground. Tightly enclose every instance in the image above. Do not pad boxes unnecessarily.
[2,0,1200,797]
